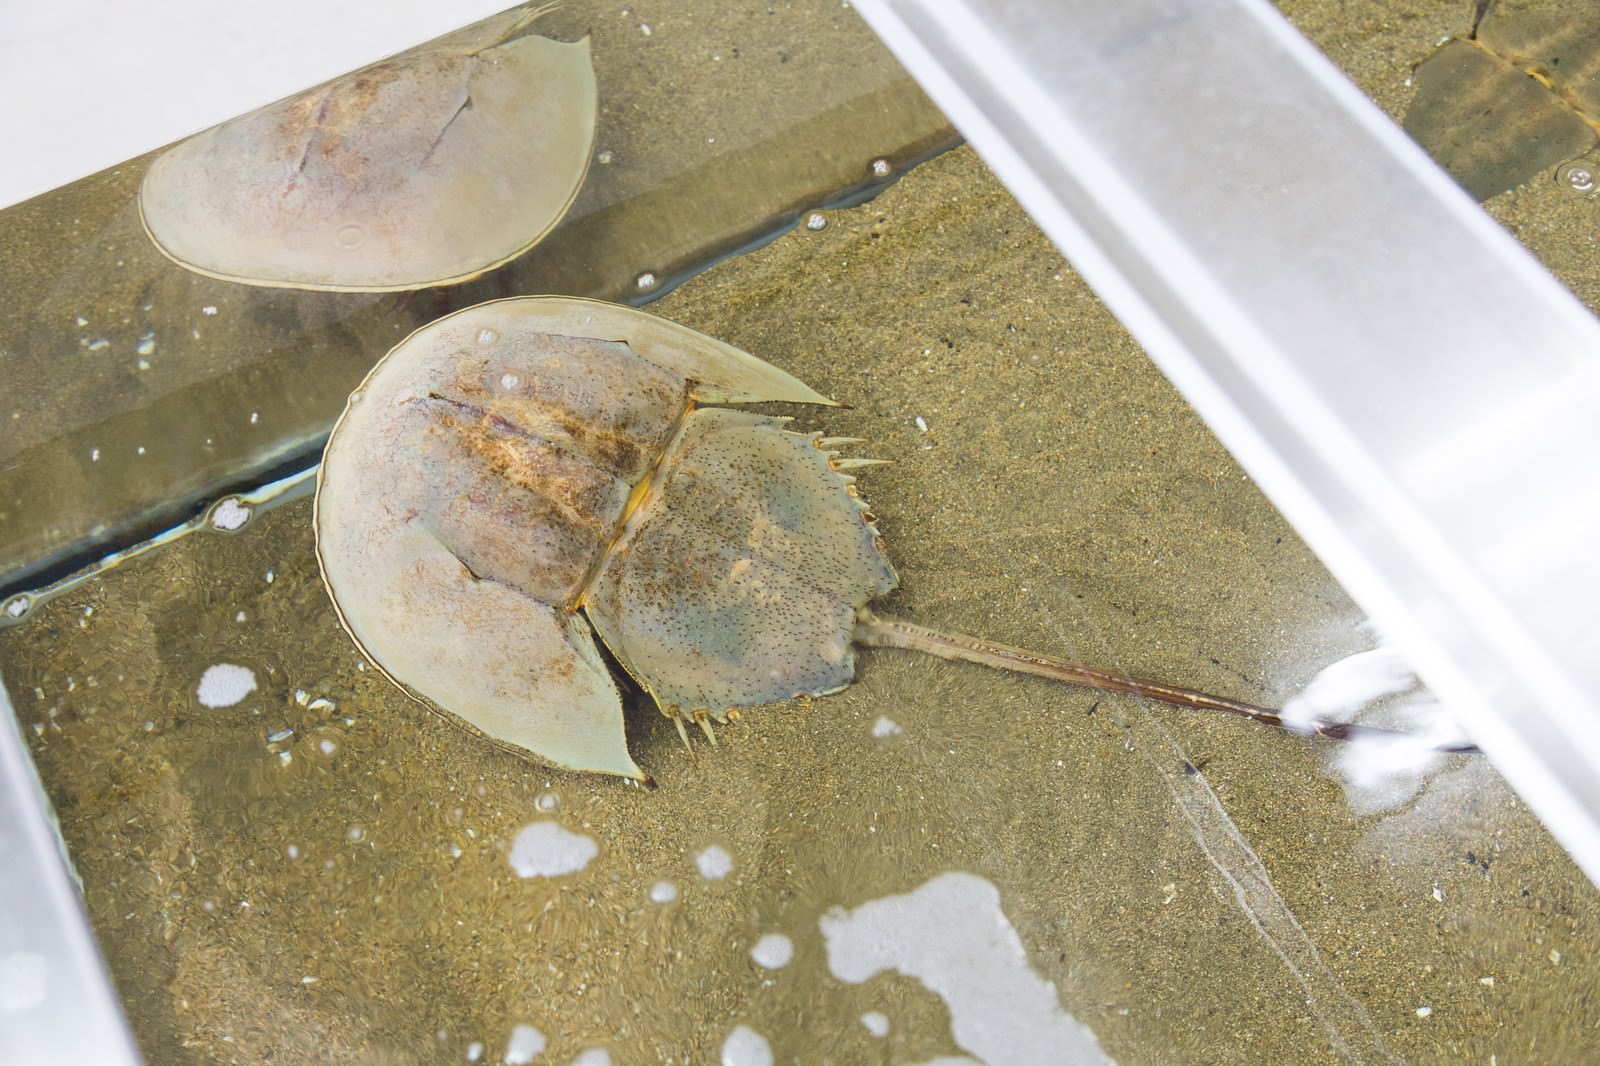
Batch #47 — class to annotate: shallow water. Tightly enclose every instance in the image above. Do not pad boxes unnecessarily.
[0,0,952,593]
[4,1,1600,1063]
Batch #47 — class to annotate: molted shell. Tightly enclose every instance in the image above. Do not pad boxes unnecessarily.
[139,6,597,291]
[315,297,897,779]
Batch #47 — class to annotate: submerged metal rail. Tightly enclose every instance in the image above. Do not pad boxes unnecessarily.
[852,0,1600,882]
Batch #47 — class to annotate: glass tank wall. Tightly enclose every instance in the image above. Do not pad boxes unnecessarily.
[2,1,1598,1063]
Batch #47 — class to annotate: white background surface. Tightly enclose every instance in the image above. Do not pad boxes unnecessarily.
[0,0,510,208]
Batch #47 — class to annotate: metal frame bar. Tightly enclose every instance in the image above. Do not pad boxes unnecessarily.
[0,680,143,1063]
[851,0,1600,882]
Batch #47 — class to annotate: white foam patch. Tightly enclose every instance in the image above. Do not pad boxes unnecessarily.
[1284,642,1470,813]
[696,844,733,880]
[1283,645,1416,726]
[820,872,1115,1066]
[504,1023,545,1063]
[0,951,48,1012]
[195,663,257,708]
[209,497,252,530]
[649,880,679,904]
[859,1011,889,1038]
[509,822,597,879]
[570,1050,613,1066]
[749,933,794,970]
[719,1025,772,1066]
[871,715,903,739]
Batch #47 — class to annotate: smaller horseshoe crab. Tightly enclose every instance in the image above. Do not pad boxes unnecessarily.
[314,297,1479,781]
[139,3,596,291]
[1404,0,1600,200]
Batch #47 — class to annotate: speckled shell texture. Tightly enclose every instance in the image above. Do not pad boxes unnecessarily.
[315,297,896,778]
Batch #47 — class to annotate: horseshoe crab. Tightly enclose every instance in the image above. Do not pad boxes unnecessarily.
[139,3,596,291]
[314,297,1479,780]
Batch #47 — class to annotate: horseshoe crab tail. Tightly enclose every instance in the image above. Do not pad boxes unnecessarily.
[852,608,1481,755]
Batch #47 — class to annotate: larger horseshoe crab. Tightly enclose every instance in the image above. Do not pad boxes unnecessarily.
[314,297,1479,780]
[139,3,596,291]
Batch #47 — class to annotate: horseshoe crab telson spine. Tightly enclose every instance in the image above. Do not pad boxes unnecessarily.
[852,608,1482,754]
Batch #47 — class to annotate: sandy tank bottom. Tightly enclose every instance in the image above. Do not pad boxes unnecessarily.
[9,5,1600,1059]
[3,136,1598,1065]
